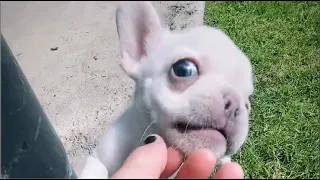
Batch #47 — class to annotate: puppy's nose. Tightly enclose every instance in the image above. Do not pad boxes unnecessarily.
[224,95,240,121]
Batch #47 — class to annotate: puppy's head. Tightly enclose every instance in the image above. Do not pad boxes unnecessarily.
[115,2,254,160]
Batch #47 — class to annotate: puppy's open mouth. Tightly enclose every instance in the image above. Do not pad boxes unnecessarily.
[172,121,227,139]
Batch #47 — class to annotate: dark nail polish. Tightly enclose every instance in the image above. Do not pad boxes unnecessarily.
[144,135,157,144]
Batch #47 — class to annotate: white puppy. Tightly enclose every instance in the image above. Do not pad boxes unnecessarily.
[73,1,254,179]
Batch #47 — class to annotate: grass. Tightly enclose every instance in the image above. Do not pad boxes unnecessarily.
[205,1,320,178]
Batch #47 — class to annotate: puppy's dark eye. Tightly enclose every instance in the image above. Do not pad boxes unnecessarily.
[171,59,198,77]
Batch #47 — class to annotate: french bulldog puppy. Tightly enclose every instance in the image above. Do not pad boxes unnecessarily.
[73,1,254,179]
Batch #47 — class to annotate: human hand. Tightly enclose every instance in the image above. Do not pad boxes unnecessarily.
[111,134,244,179]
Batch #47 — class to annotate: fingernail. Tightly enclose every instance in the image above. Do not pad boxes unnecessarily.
[144,135,157,144]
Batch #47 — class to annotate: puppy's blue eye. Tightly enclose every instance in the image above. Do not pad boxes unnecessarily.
[172,59,198,77]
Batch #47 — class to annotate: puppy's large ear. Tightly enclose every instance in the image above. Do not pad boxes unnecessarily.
[115,1,162,79]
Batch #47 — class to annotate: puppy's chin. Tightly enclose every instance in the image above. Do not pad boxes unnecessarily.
[163,128,228,160]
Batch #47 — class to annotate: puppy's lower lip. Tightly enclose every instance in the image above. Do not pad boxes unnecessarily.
[172,122,227,139]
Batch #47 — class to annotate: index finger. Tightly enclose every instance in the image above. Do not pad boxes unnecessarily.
[175,149,216,179]
[111,134,167,179]
[160,147,184,179]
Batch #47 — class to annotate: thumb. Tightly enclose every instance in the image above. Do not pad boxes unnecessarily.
[111,134,168,179]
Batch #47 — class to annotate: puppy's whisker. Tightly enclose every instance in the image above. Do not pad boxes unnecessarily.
[188,116,202,147]
[169,122,180,149]
[140,120,155,142]
[183,114,197,134]
[184,153,188,162]
[170,114,196,149]
[173,115,195,150]
[174,115,199,151]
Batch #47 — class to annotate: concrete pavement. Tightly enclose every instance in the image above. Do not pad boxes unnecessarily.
[1,1,205,163]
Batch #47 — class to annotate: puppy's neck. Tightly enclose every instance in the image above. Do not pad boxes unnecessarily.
[110,82,158,142]
[93,87,158,177]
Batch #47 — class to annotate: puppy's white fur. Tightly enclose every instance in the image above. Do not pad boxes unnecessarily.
[74,1,254,178]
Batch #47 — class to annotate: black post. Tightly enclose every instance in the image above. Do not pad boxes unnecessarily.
[1,34,77,178]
